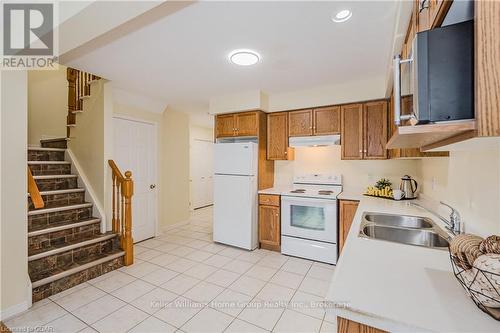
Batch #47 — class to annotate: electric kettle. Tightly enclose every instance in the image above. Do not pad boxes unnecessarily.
[400,175,418,199]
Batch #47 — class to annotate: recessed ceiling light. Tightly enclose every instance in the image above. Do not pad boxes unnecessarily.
[229,49,261,66]
[332,9,352,23]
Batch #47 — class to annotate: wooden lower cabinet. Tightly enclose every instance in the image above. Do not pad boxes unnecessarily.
[337,317,387,333]
[339,200,359,254]
[258,194,280,251]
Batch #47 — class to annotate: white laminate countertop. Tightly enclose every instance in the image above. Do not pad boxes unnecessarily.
[258,187,292,196]
[326,196,500,333]
[337,191,365,201]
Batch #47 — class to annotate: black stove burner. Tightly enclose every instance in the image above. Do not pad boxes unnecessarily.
[318,190,334,195]
[290,189,306,193]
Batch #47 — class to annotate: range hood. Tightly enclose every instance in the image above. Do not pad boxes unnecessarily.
[289,135,341,147]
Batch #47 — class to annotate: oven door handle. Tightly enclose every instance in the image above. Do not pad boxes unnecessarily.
[281,195,337,205]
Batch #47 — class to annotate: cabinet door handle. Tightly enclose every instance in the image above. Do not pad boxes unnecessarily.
[419,0,429,12]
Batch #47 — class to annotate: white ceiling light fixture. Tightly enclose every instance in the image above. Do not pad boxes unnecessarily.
[228,49,261,66]
[332,9,352,23]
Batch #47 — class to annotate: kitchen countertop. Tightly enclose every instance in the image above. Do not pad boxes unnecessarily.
[326,196,499,332]
[259,188,360,198]
[258,187,292,196]
[337,191,365,201]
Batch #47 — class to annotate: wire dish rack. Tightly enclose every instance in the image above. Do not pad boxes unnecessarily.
[449,250,500,320]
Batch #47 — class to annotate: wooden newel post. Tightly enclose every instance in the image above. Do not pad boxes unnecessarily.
[122,171,134,266]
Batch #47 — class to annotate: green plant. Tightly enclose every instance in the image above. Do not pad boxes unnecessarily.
[375,178,392,190]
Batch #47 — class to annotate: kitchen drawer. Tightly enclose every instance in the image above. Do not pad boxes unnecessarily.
[259,194,280,206]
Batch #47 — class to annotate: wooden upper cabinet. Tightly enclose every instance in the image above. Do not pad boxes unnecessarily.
[416,0,452,32]
[235,112,259,136]
[389,93,448,158]
[267,112,292,160]
[341,103,363,160]
[417,0,430,32]
[216,114,235,137]
[363,101,388,159]
[476,0,500,137]
[313,106,341,135]
[288,110,313,137]
[342,101,389,160]
[288,107,340,137]
[215,111,259,138]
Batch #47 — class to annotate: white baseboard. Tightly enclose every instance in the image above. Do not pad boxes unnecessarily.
[65,149,106,233]
[0,277,31,321]
[0,301,30,321]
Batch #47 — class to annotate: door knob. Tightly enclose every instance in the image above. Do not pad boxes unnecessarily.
[150,184,156,189]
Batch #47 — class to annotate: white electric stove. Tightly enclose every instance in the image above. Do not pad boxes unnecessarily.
[280,174,342,264]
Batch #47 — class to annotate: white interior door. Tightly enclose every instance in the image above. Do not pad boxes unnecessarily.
[190,139,214,209]
[113,116,157,242]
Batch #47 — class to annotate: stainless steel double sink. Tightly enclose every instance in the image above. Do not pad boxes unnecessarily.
[359,212,451,250]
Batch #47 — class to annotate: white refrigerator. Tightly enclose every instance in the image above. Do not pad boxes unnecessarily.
[213,142,258,250]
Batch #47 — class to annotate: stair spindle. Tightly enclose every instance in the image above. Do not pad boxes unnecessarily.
[108,160,134,266]
[66,68,101,138]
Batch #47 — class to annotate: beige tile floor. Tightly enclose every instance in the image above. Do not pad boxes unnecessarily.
[5,207,337,333]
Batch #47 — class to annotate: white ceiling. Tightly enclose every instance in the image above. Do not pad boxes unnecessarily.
[67,1,403,125]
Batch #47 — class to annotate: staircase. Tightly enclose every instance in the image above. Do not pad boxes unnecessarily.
[27,138,124,302]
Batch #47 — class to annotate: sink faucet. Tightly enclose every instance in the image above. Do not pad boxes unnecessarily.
[410,201,462,235]
[440,202,462,234]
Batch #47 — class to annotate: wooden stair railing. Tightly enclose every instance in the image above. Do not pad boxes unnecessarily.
[108,160,134,266]
[66,68,101,138]
[28,167,44,209]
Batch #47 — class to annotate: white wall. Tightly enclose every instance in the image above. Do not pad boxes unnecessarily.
[274,146,419,194]
[68,80,110,229]
[113,102,191,227]
[58,1,163,55]
[208,77,386,115]
[0,71,31,320]
[161,108,191,225]
[210,90,268,114]
[28,66,68,145]
[417,138,500,236]
[190,125,213,142]
[189,125,214,210]
[268,77,385,112]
